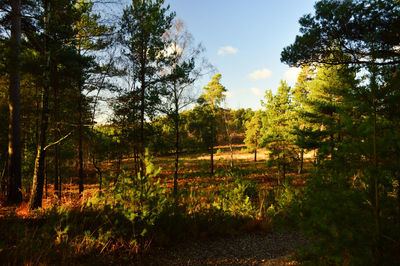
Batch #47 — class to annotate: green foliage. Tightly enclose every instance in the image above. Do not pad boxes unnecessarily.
[293,171,377,265]
[281,0,400,67]
[261,81,298,180]
[281,0,400,264]
[212,182,255,217]
[199,73,227,109]
[244,110,262,153]
[87,152,167,237]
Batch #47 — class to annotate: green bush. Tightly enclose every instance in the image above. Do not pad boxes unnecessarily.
[86,152,171,240]
[291,170,398,265]
[212,177,257,217]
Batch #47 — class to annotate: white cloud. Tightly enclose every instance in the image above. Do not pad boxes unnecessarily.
[250,87,263,96]
[284,67,301,82]
[217,46,238,56]
[248,68,272,80]
[224,91,234,98]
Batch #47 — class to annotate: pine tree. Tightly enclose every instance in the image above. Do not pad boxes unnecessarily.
[29,0,89,209]
[119,0,174,175]
[291,66,314,172]
[6,0,23,204]
[198,73,226,176]
[261,81,297,185]
[281,0,400,262]
[160,19,207,196]
[244,110,262,162]
[73,0,112,195]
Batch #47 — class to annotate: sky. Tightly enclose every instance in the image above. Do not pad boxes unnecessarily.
[161,0,317,110]
[113,0,318,111]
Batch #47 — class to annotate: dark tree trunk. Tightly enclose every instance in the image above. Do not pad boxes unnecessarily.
[7,0,22,205]
[29,83,49,210]
[298,149,304,174]
[54,144,60,198]
[78,96,84,194]
[76,43,84,195]
[29,0,50,210]
[210,120,214,176]
[277,153,281,186]
[173,106,179,197]
[44,157,47,198]
[92,156,102,191]
[133,147,138,176]
[140,56,146,177]
[35,86,40,145]
[282,147,286,182]
[114,154,122,183]
[53,83,60,198]
[223,110,234,168]
[370,61,381,263]
[254,139,257,162]
[1,160,8,198]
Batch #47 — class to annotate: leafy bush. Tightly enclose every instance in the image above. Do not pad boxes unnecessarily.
[212,177,257,217]
[86,152,171,241]
[292,170,399,265]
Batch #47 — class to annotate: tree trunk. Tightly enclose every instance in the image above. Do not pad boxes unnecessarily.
[133,147,138,176]
[283,147,286,182]
[1,160,7,198]
[53,83,60,198]
[44,157,47,198]
[78,97,84,194]
[59,153,62,199]
[54,144,60,198]
[77,43,84,194]
[29,82,49,210]
[371,60,381,263]
[139,51,146,177]
[115,154,122,183]
[223,109,234,168]
[173,106,179,197]
[28,0,50,210]
[277,153,281,186]
[254,139,257,162]
[210,120,214,176]
[92,156,102,191]
[7,0,22,205]
[298,149,304,174]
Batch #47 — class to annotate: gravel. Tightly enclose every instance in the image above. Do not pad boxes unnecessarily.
[140,230,306,265]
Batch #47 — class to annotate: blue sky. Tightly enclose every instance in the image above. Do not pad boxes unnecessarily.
[164,0,317,110]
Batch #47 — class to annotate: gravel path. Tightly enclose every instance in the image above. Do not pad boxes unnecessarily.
[141,230,306,265]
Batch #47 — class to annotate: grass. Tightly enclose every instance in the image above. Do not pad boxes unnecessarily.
[0,146,309,264]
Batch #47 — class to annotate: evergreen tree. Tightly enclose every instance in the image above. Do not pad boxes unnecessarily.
[261,81,297,185]
[198,73,226,176]
[6,0,23,204]
[73,0,113,194]
[244,110,262,162]
[29,0,89,209]
[298,65,355,165]
[160,19,208,196]
[281,0,400,262]
[291,66,314,172]
[119,0,174,175]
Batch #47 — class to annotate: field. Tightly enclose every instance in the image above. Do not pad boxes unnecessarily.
[0,146,309,265]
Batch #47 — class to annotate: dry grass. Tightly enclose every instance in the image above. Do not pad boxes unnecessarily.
[1,145,311,219]
[0,146,311,265]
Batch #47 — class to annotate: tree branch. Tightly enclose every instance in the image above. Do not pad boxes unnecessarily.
[43,132,72,151]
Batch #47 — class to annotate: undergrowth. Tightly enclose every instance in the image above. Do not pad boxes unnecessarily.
[0,155,284,264]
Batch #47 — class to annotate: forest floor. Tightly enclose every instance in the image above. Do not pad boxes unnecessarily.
[138,230,306,265]
[0,145,310,265]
